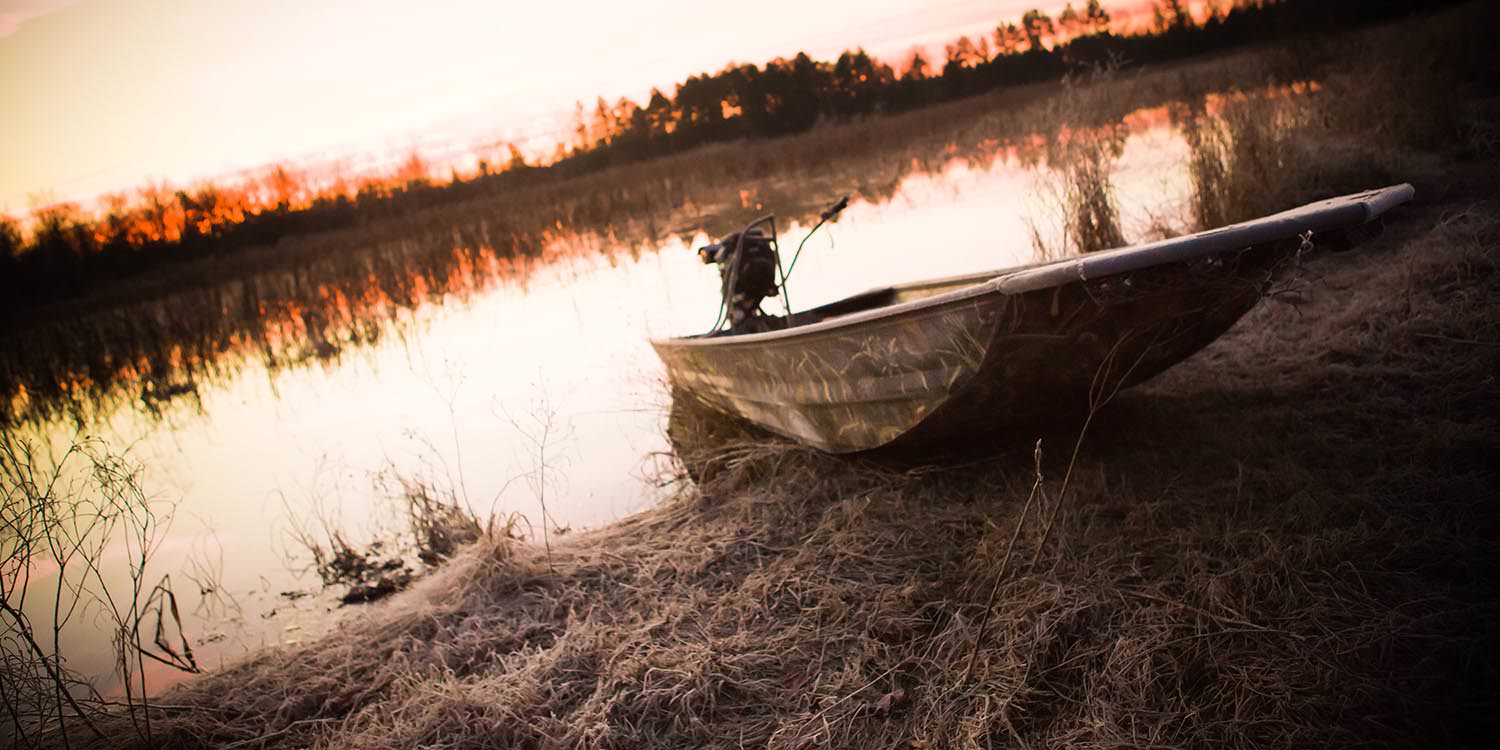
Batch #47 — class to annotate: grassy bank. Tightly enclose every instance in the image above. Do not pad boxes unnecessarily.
[40,95,1500,750]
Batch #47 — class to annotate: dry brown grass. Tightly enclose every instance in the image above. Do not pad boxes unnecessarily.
[1023,66,1132,257]
[42,164,1500,748]
[1138,0,1494,239]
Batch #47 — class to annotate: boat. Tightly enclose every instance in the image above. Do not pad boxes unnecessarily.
[650,184,1415,454]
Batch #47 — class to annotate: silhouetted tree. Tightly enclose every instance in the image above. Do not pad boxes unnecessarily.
[1086,0,1111,33]
[395,152,431,190]
[1153,0,1194,33]
[265,166,302,212]
[0,216,20,264]
[1058,3,1083,40]
[0,215,18,303]
[506,143,530,172]
[592,97,615,147]
[975,35,993,64]
[995,22,1026,55]
[904,48,930,80]
[0,219,19,259]
[645,88,676,138]
[571,101,592,152]
[831,49,894,116]
[137,183,175,242]
[945,36,985,69]
[1021,9,1056,51]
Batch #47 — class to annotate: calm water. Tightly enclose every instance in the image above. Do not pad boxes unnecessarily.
[7,107,1202,696]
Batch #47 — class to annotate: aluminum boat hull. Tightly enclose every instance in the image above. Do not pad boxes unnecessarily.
[651,185,1414,453]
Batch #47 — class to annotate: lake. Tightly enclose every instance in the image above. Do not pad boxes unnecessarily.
[3,93,1214,697]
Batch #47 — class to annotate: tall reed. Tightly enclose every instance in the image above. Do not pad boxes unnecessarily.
[0,435,200,748]
[1027,66,1129,257]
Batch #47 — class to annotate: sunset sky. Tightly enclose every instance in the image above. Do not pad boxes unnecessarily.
[0,0,1142,215]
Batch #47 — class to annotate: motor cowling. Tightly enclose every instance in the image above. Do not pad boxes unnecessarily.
[698,228,778,329]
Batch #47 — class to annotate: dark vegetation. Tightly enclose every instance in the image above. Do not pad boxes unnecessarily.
[1,435,203,748]
[0,0,1466,313]
[289,474,487,605]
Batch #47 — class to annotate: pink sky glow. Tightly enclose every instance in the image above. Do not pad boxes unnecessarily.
[0,0,1145,215]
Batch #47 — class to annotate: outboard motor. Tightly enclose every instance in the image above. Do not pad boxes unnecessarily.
[696,195,850,335]
[698,228,779,331]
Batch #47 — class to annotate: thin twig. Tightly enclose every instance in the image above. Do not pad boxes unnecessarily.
[962,440,1046,684]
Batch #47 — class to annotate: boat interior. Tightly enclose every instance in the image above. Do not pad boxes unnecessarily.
[705,267,1009,337]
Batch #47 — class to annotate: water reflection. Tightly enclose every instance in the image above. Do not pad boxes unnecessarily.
[4,85,1316,697]
[0,90,1215,430]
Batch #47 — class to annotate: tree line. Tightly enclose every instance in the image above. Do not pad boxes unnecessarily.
[0,0,1458,313]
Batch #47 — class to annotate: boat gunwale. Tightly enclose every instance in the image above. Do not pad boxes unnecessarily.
[649,184,1414,351]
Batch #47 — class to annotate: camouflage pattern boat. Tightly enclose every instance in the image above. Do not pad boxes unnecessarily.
[651,185,1415,454]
